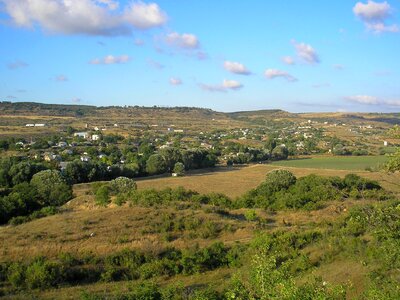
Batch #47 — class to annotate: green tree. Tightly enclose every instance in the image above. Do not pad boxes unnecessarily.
[265,169,296,191]
[173,162,185,176]
[386,149,400,172]
[30,170,72,206]
[95,185,110,206]
[271,145,289,160]
[146,154,167,175]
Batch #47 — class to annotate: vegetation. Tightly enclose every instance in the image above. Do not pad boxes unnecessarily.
[0,104,400,298]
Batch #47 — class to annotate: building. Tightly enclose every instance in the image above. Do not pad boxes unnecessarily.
[92,134,100,141]
[74,132,89,139]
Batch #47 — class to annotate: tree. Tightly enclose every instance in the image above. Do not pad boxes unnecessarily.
[30,170,72,206]
[173,162,185,176]
[386,149,400,172]
[159,147,181,172]
[265,169,296,192]
[109,177,137,194]
[271,145,289,160]
[95,185,110,206]
[146,154,167,175]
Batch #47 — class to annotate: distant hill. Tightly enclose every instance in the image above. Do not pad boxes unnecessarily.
[1,101,399,126]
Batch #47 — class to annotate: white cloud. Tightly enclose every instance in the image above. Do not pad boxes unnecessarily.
[96,0,119,10]
[147,59,164,69]
[366,22,399,33]
[353,1,398,34]
[55,75,68,82]
[223,61,251,75]
[353,1,391,22]
[346,95,379,104]
[345,95,400,106]
[124,1,167,29]
[89,55,130,65]
[292,41,320,64]
[312,83,331,88]
[264,69,297,82]
[71,97,82,103]
[333,64,344,70]
[222,79,243,90]
[165,32,199,49]
[282,56,295,65]
[134,38,145,46]
[7,60,28,70]
[169,78,182,85]
[1,0,168,36]
[199,79,243,92]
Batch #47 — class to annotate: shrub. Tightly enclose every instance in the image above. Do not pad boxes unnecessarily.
[95,186,110,206]
[25,258,61,289]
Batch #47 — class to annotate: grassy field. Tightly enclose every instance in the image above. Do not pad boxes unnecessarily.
[132,164,400,197]
[270,155,388,171]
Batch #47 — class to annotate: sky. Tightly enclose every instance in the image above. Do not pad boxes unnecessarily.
[0,0,399,113]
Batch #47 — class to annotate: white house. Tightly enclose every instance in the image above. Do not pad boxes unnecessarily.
[92,134,100,141]
[74,132,89,139]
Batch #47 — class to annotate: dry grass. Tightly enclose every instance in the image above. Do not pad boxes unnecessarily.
[133,165,400,197]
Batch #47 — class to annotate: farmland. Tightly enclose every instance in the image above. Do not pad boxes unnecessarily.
[270,155,389,171]
[0,102,400,299]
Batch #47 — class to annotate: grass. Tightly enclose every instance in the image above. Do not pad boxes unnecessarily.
[271,155,388,171]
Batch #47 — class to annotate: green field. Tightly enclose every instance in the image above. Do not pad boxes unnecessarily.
[271,155,388,170]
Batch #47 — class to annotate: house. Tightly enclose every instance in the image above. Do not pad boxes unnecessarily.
[44,152,61,162]
[80,155,90,162]
[35,124,46,127]
[384,141,388,147]
[26,124,35,127]
[62,149,73,155]
[57,141,68,148]
[92,134,100,141]
[74,132,89,139]
[59,162,70,171]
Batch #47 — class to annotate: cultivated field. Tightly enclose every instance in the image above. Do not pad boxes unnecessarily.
[270,155,388,171]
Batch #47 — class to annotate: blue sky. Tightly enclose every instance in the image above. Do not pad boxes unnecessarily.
[0,0,399,112]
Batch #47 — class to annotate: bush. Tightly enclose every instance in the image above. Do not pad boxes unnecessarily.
[95,186,110,206]
[25,258,61,289]
[109,177,137,195]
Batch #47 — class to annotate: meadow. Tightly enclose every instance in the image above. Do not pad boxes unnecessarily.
[270,155,388,171]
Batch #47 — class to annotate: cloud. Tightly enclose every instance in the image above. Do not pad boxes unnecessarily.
[353,1,399,33]
[199,79,243,92]
[353,1,391,22]
[292,40,320,64]
[1,0,168,36]
[147,59,164,69]
[366,22,399,33]
[89,55,130,65]
[223,61,251,75]
[264,69,297,82]
[346,95,379,104]
[165,32,199,49]
[169,78,182,85]
[7,60,28,70]
[345,95,400,106]
[312,83,331,88]
[55,75,68,82]
[222,79,243,90]
[71,97,82,103]
[333,64,344,70]
[124,1,167,29]
[282,56,295,65]
[134,38,145,46]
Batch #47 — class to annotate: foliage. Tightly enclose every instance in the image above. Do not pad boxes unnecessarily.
[95,186,110,206]
[30,170,72,206]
